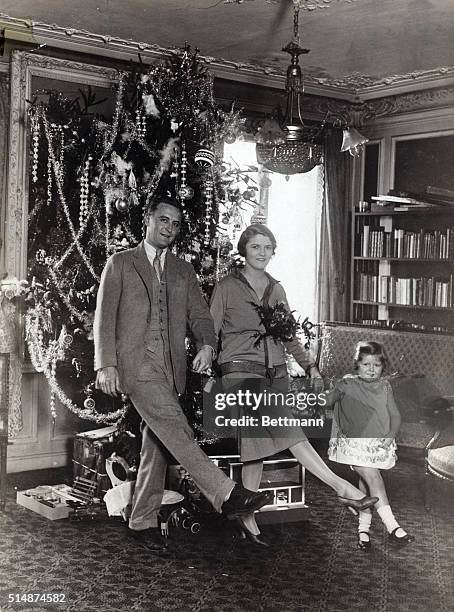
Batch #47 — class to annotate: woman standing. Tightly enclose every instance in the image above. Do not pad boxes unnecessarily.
[210,224,378,546]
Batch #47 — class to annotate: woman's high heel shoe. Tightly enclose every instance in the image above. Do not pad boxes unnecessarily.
[337,495,379,516]
[236,519,270,548]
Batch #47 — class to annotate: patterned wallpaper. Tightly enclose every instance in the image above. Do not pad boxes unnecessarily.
[319,323,454,396]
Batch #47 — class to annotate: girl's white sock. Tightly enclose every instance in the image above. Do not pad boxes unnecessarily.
[377,505,407,536]
[358,510,372,542]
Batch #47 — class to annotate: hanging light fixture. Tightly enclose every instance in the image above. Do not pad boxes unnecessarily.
[256,1,323,175]
[340,126,369,157]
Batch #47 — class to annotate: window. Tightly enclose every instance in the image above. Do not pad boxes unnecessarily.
[224,140,322,321]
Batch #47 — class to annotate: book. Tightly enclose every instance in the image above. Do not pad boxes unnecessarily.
[426,185,454,201]
[389,189,454,208]
[372,195,437,207]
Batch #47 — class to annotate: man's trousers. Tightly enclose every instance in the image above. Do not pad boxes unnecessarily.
[128,352,233,530]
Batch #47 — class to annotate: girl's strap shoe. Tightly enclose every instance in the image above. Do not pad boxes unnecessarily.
[388,527,414,545]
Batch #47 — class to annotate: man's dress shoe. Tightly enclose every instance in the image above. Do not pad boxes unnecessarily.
[127,527,169,554]
[221,485,274,519]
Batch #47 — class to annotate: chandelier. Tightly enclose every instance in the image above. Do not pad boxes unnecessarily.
[256,1,323,175]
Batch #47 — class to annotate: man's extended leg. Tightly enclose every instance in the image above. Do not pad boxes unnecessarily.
[129,377,233,512]
[129,423,168,530]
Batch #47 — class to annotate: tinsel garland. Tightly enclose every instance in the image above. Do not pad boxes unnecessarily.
[47,266,90,325]
[40,107,100,282]
[26,312,126,423]
[102,71,126,157]
[54,206,94,269]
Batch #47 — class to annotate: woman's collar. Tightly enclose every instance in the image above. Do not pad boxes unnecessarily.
[232,267,280,286]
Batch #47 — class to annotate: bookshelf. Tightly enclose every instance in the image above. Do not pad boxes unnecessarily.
[351,207,454,333]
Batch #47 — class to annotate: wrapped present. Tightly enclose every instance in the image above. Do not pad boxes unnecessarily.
[72,426,117,498]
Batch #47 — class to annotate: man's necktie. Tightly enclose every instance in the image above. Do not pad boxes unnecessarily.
[153,248,163,281]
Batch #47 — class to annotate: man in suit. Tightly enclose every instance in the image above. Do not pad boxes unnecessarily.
[94,195,272,553]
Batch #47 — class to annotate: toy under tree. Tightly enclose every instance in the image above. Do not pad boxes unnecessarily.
[25,45,257,437]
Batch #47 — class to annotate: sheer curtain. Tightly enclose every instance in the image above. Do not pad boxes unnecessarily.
[266,168,323,322]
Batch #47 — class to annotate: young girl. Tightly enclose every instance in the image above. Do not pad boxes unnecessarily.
[327,341,413,550]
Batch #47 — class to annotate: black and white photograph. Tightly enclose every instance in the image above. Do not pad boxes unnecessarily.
[0,1,453,611]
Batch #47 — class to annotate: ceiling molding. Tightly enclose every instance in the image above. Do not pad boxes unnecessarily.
[0,13,361,101]
[236,0,363,11]
[2,12,454,103]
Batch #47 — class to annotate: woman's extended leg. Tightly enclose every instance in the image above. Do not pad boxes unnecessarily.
[289,440,371,500]
[240,460,264,535]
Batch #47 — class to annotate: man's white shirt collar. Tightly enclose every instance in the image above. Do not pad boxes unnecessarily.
[144,241,167,268]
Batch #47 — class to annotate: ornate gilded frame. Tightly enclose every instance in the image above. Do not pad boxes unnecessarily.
[4,51,118,280]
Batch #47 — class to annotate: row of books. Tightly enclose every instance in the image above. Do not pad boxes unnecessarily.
[353,316,451,334]
[355,273,454,308]
[357,226,454,259]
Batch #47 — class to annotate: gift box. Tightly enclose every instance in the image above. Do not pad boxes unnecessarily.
[16,485,81,520]
[169,455,308,524]
[72,426,117,498]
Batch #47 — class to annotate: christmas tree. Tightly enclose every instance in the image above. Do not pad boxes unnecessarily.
[25,45,257,438]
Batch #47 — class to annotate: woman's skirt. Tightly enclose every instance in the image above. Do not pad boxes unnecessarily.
[222,372,307,462]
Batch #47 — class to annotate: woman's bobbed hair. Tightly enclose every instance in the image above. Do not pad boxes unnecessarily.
[237,224,277,257]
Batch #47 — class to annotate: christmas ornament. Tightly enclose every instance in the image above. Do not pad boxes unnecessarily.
[83,397,96,410]
[36,249,47,264]
[142,92,160,117]
[178,185,194,200]
[62,334,73,348]
[194,148,215,168]
[128,171,140,207]
[79,157,91,227]
[224,131,236,144]
[115,198,129,212]
[201,255,214,270]
[203,178,214,245]
[177,141,193,200]
[47,157,53,206]
[31,112,40,182]
[243,188,256,200]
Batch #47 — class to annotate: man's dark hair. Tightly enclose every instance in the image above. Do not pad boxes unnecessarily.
[144,195,183,220]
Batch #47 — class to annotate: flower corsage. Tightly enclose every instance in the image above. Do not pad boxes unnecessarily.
[249,301,315,348]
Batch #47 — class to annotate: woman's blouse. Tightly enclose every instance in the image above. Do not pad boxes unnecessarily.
[209,270,314,369]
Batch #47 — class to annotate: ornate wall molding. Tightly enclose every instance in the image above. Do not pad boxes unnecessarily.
[367,86,454,118]
[297,85,454,130]
[4,51,117,280]
[316,65,454,98]
[0,73,10,276]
